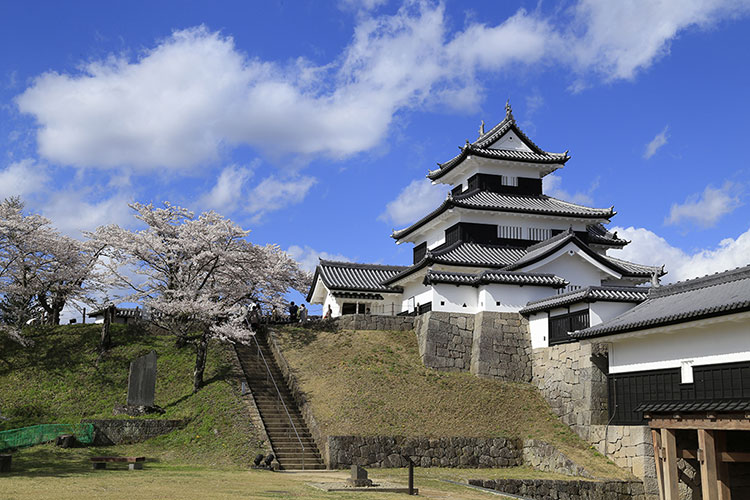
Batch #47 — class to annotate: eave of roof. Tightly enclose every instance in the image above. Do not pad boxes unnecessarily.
[306,260,407,302]
[391,191,615,241]
[519,285,649,315]
[424,269,568,288]
[427,103,570,181]
[506,231,664,279]
[572,265,750,339]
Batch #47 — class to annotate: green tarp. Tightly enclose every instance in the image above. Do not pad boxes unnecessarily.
[0,423,94,451]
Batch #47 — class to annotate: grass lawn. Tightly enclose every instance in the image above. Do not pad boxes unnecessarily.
[274,326,629,480]
[0,324,265,467]
[2,445,558,500]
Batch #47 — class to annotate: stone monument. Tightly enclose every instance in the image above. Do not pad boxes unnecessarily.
[114,351,162,416]
[347,465,373,487]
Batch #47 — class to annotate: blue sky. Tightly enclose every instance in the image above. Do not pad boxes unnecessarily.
[2,0,750,307]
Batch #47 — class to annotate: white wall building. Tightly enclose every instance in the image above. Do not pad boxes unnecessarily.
[308,102,662,319]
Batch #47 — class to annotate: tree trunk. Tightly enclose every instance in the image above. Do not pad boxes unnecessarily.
[193,331,209,393]
[99,305,114,351]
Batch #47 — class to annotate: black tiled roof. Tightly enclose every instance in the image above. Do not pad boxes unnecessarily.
[331,291,384,300]
[635,400,750,414]
[587,223,629,247]
[307,260,407,301]
[424,269,567,288]
[432,242,527,267]
[573,264,750,339]
[391,191,614,241]
[506,231,663,279]
[519,285,649,315]
[428,104,569,181]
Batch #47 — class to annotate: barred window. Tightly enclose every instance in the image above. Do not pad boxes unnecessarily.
[498,225,523,239]
[501,175,518,186]
[528,227,552,241]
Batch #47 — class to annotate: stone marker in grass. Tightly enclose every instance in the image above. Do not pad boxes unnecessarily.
[347,465,373,487]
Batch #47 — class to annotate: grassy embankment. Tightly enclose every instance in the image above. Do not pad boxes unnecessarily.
[274,326,630,480]
[0,323,264,467]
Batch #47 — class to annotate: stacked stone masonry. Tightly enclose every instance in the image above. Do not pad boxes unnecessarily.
[530,341,658,498]
[327,436,523,469]
[84,419,185,445]
[414,311,531,382]
[531,342,609,435]
[522,439,592,478]
[468,478,645,500]
[335,314,415,332]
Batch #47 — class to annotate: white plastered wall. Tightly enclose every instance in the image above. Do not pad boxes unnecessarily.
[589,301,637,326]
[479,284,555,312]
[529,312,549,348]
[521,246,610,288]
[608,314,750,375]
[432,283,478,313]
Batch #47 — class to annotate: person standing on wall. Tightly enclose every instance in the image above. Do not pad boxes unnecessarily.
[299,304,308,322]
[288,301,298,322]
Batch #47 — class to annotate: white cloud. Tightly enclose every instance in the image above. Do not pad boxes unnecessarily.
[42,191,134,237]
[286,245,352,273]
[543,174,597,206]
[610,225,750,283]
[0,158,48,199]
[643,126,669,159]
[567,0,750,80]
[199,164,254,213]
[339,0,388,12]
[379,178,448,227]
[665,181,742,228]
[15,2,750,171]
[246,175,317,221]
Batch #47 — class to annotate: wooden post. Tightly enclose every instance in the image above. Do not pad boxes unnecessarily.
[716,431,732,500]
[661,428,680,500]
[698,429,719,500]
[652,429,666,500]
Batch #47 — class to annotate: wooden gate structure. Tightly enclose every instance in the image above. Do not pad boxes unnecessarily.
[646,411,750,500]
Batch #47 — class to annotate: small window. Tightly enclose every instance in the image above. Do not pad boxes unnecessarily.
[440,301,445,306]
[528,227,552,241]
[496,301,501,306]
[501,175,518,187]
[549,310,589,345]
[498,225,523,239]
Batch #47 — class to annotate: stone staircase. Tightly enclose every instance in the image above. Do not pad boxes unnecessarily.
[235,333,325,470]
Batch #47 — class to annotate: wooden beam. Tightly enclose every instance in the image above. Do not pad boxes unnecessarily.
[652,429,666,500]
[677,448,750,463]
[649,414,750,431]
[698,429,719,500]
[661,428,680,500]
[716,432,732,500]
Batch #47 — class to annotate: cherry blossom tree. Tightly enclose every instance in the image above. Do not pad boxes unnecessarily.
[89,202,308,392]
[0,197,96,329]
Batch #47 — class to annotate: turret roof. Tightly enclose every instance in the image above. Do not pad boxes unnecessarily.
[428,101,570,181]
[391,190,615,241]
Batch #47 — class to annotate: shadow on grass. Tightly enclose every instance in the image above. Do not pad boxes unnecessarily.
[7,445,168,478]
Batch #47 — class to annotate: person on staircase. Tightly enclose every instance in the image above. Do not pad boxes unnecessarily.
[298,304,308,323]
[288,301,298,322]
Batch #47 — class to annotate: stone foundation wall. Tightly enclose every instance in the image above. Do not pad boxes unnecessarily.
[335,314,415,331]
[468,478,645,500]
[327,436,523,469]
[471,312,531,382]
[414,312,475,372]
[84,419,185,445]
[522,439,592,478]
[414,311,531,382]
[531,342,609,434]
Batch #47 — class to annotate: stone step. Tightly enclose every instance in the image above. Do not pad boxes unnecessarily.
[279,464,327,470]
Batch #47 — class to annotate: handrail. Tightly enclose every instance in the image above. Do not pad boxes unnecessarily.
[249,328,305,470]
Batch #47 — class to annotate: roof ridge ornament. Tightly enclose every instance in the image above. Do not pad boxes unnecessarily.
[478,120,485,138]
[505,99,514,120]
